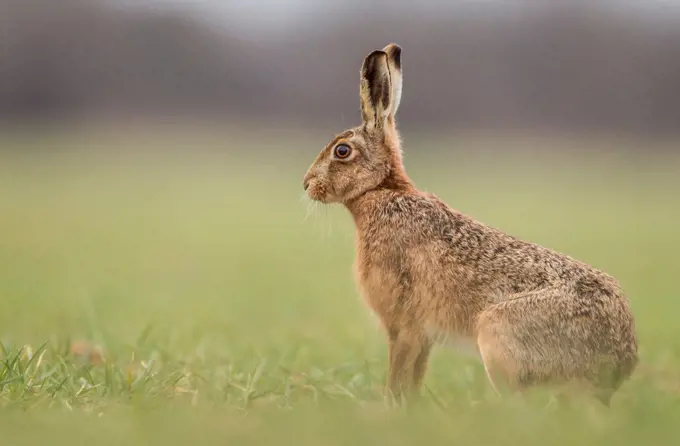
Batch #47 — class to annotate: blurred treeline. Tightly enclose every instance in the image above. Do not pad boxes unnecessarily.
[1,0,679,136]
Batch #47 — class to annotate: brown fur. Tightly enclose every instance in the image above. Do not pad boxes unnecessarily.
[303,44,638,405]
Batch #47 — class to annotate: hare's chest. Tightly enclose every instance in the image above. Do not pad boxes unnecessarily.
[353,239,411,316]
[353,224,421,318]
[354,258,404,318]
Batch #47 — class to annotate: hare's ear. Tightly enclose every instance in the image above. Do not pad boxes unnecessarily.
[359,50,392,130]
[382,43,403,120]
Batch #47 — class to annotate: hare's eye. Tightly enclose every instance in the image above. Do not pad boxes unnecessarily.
[334,144,352,159]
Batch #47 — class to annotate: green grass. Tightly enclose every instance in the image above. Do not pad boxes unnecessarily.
[1,129,679,444]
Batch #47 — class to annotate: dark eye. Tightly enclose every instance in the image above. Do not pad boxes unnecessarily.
[334,144,352,159]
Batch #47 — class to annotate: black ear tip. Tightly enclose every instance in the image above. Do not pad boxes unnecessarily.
[362,50,388,74]
[385,43,402,52]
[366,49,388,60]
[392,47,402,69]
[382,43,402,69]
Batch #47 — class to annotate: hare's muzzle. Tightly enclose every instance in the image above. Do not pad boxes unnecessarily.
[303,169,316,191]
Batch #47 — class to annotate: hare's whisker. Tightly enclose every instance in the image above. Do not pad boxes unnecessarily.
[302,199,318,224]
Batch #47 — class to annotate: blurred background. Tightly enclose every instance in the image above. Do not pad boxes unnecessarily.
[1,2,680,442]
[1,0,680,136]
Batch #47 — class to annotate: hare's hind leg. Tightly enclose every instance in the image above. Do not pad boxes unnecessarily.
[475,288,623,404]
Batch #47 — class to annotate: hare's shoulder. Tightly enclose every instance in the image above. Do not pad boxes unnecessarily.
[374,191,468,229]
[371,191,495,243]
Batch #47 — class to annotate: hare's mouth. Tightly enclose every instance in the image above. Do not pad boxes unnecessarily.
[306,182,336,203]
[305,182,326,202]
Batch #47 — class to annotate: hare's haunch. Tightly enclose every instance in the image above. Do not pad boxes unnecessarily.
[303,44,638,405]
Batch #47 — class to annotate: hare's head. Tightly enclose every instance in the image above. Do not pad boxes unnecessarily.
[303,44,410,204]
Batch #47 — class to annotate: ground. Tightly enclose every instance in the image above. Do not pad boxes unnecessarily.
[1,128,679,444]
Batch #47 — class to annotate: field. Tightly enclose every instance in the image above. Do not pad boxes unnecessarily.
[1,127,679,444]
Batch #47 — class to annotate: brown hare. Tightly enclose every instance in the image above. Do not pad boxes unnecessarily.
[302,44,638,406]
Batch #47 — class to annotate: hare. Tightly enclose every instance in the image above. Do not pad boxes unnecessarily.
[302,43,638,406]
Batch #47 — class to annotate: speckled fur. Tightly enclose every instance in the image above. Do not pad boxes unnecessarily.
[303,44,638,405]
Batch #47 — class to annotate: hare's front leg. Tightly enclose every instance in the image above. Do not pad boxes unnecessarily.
[386,328,432,403]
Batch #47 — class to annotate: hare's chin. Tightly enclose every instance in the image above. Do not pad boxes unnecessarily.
[306,188,329,203]
[310,195,335,204]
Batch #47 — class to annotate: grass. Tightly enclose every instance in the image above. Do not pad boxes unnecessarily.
[1,127,679,444]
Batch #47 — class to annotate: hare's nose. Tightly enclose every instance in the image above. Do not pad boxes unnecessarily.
[303,179,310,191]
